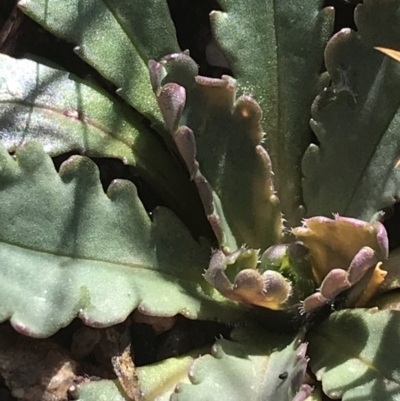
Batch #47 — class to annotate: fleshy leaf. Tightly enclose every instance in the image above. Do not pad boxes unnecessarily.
[303,2,400,220]
[293,215,388,284]
[204,247,292,310]
[307,308,400,401]
[74,381,128,401]
[210,0,333,228]
[75,353,195,401]
[0,141,246,337]
[171,327,311,401]
[19,0,180,124]
[0,54,207,234]
[150,53,281,251]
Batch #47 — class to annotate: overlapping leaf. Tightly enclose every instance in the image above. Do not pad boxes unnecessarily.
[0,141,246,337]
[210,0,333,228]
[150,54,281,251]
[303,0,400,220]
[19,0,180,124]
[76,353,195,401]
[307,309,400,401]
[0,54,208,236]
[171,327,310,401]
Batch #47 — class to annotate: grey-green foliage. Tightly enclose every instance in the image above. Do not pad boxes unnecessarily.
[0,0,400,400]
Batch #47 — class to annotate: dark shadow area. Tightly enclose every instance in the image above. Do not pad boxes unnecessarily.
[0,0,16,27]
[324,0,361,33]
[167,0,231,77]
[133,317,231,366]
[52,153,166,215]
[383,201,400,251]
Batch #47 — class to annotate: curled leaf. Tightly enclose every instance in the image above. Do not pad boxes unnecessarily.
[149,53,282,252]
[294,215,388,312]
[293,215,388,284]
[204,248,291,310]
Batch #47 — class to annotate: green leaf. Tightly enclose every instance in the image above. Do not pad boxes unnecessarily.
[0,53,209,239]
[307,308,400,401]
[75,380,128,401]
[171,327,311,401]
[19,0,180,123]
[0,141,246,337]
[211,0,333,228]
[150,54,281,251]
[75,353,195,401]
[356,0,400,52]
[302,2,400,220]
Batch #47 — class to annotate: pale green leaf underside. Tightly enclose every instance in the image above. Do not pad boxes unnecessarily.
[76,354,194,401]
[19,0,180,124]
[0,54,208,237]
[170,327,307,401]
[211,0,333,228]
[0,142,245,337]
[307,309,400,401]
[76,381,128,401]
[303,1,400,220]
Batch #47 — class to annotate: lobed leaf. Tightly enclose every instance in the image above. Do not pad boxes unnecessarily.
[171,327,310,401]
[303,0,400,220]
[18,0,180,124]
[293,215,388,284]
[0,141,246,337]
[307,308,400,401]
[210,0,333,228]
[75,353,195,401]
[0,54,207,235]
[150,54,281,251]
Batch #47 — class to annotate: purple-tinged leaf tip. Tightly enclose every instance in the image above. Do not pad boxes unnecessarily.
[157,83,186,133]
[319,268,351,300]
[173,126,199,179]
[148,59,163,93]
[302,292,327,314]
[194,176,214,215]
[347,246,377,284]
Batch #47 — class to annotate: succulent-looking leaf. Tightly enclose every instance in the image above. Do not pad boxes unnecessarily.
[356,0,400,52]
[19,0,180,126]
[307,308,400,401]
[171,327,310,401]
[377,248,400,294]
[0,141,246,337]
[303,2,400,219]
[293,215,388,312]
[204,247,292,310]
[74,381,129,401]
[75,353,196,401]
[0,54,207,235]
[352,263,386,307]
[210,0,333,228]
[149,53,281,251]
[260,243,316,302]
[293,215,388,284]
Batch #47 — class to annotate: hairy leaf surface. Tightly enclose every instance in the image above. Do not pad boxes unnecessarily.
[0,142,245,337]
[171,327,310,401]
[211,0,333,227]
[0,54,208,237]
[19,0,180,124]
[307,309,400,401]
[303,1,400,220]
[76,354,194,401]
[150,54,281,251]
